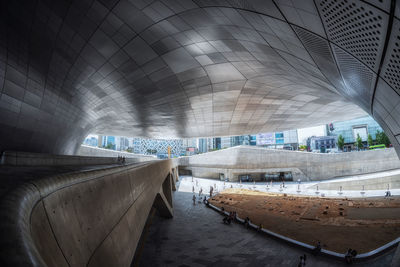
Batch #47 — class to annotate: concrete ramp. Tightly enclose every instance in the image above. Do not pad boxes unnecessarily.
[0,159,178,267]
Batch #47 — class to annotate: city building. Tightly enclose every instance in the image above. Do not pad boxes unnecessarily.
[83,136,98,147]
[182,138,198,156]
[256,130,298,150]
[198,138,208,153]
[132,138,183,158]
[220,137,231,149]
[328,116,384,151]
[307,136,337,153]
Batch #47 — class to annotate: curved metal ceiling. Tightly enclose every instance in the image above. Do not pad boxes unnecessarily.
[0,0,399,155]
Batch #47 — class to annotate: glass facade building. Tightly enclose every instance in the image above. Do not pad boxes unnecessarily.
[329,116,383,143]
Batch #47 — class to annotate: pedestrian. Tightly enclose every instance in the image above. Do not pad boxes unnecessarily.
[345,248,357,264]
[298,256,303,267]
[199,187,203,197]
[192,185,195,193]
[244,216,250,228]
[192,194,196,205]
[313,241,321,255]
[210,186,214,197]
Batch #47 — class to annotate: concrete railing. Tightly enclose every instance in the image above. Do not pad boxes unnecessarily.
[77,145,157,161]
[0,160,179,267]
[0,151,155,166]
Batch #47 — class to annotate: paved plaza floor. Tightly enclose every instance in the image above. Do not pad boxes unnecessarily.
[137,177,396,267]
[177,171,400,199]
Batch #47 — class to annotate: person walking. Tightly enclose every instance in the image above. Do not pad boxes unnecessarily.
[298,256,303,267]
[192,194,196,205]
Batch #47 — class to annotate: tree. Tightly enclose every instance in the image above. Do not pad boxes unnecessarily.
[337,134,344,151]
[105,143,114,149]
[299,145,307,151]
[376,130,391,147]
[367,134,373,147]
[355,133,363,150]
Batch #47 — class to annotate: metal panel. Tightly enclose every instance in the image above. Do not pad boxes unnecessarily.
[331,44,377,111]
[316,0,389,72]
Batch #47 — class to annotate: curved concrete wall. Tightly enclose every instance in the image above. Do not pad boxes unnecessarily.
[179,146,400,181]
[0,150,145,166]
[0,160,178,267]
[76,145,157,161]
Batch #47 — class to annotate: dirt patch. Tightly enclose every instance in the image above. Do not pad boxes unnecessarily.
[347,207,400,220]
[209,189,400,253]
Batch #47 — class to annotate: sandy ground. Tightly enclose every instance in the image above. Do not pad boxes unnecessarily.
[209,188,400,253]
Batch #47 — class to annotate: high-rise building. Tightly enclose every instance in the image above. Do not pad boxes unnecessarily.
[249,135,257,146]
[132,138,183,158]
[198,138,208,153]
[83,137,98,147]
[220,137,231,149]
[207,138,216,151]
[256,130,298,149]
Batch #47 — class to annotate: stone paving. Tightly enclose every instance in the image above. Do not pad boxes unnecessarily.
[137,177,396,267]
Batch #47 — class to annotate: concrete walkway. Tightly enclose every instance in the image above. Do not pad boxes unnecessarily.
[0,162,146,198]
[137,178,396,267]
[177,173,400,199]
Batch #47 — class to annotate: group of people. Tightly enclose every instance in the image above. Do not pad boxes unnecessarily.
[344,248,357,264]
[192,182,214,198]
[192,194,208,205]
[221,211,251,228]
[311,241,358,264]
[222,211,237,225]
[117,155,126,164]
